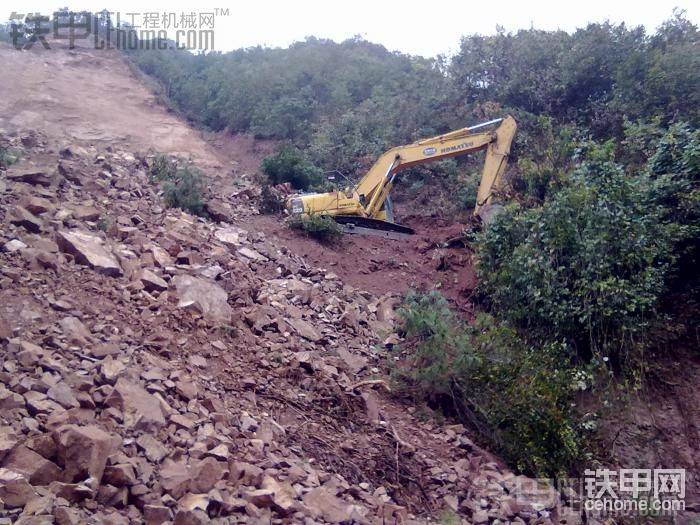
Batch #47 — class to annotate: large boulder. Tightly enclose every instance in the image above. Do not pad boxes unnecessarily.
[2,445,62,485]
[8,206,43,233]
[0,426,19,461]
[0,468,37,508]
[53,425,118,484]
[302,487,358,523]
[6,169,53,187]
[105,378,166,431]
[139,269,168,292]
[56,230,122,277]
[171,275,232,323]
[214,227,243,249]
[286,317,321,342]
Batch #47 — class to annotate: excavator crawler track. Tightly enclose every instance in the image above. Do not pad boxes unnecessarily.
[333,215,415,239]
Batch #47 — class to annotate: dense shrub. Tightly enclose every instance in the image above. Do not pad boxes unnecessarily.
[261,147,325,190]
[394,290,583,477]
[476,132,699,369]
[287,213,343,242]
[149,154,208,216]
[122,12,697,219]
[647,124,700,294]
[0,142,21,169]
[392,125,698,477]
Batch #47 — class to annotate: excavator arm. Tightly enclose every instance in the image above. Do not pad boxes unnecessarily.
[357,115,517,218]
[287,116,516,234]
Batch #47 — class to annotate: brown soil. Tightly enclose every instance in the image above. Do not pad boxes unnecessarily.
[0,40,226,173]
[246,214,479,313]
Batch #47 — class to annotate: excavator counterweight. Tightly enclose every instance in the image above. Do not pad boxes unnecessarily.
[286,116,517,236]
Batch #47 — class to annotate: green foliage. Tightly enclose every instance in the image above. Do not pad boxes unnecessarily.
[394,290,583,477]
[476,133,699,368]
[251,94,315,140]
[125,37,448,143]
[149,154,178,181]
[0,144,21,169]
[124,13,698,220]
[0,134,22,169]
[261,147,324,190]
[451,13,698,131]
[149,154,208,216]
[287,214,343,242]
[97,215,113,232]
[511,115,577,203]
[647,124,700,291]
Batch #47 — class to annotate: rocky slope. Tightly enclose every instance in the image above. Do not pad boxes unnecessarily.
[0,127,580,525]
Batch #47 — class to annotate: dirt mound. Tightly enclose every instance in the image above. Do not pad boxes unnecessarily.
[247,214,479,315]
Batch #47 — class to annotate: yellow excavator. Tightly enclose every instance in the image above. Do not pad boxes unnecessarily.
[286,116,516,238]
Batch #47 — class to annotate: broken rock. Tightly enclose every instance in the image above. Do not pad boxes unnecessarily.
[214,227,243,248]
[2,445,62,485]
[4,238,28,252]
[72,205,101,222]
[56,230,122,276]
[0,468,37,508]
[47,382,80,409]
[22,195,53,215]
[171,275,232,323]
[105,377,166,431]
[102,463,137,487]
[286,317,321,342]
[139,269,168,292]
[9,206,43,233]
[190,457,227,493]
[302,487,355,523]
[136,433,168,463]
[6,169,53,187]
[53,424,118,484]
[237,246,267,262]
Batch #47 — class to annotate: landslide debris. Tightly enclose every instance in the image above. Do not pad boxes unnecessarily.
[0,132,577,524]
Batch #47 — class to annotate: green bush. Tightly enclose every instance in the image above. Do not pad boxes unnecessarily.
[647,123,700,300]
[126,13,698,188]
[648,123,700,229]
[287,213,343,242]
[394,290,583,478]
[149,154,208,216]
[261,147,324,191]
[0,137,21,169]
[149,154,178,181]
[476,134,698,369]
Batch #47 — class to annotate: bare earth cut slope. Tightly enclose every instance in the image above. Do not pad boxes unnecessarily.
[0,40,584,524]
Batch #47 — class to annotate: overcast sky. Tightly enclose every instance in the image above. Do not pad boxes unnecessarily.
[3,0,698,56]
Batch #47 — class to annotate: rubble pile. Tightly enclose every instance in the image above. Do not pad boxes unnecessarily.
[0,133,576,524]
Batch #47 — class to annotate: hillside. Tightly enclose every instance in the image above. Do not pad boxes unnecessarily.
[0,10,698,525]
[0,38,584,525]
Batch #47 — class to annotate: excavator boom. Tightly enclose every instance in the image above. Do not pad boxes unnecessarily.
[287,115,517,235]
